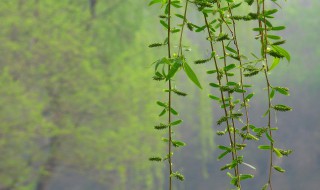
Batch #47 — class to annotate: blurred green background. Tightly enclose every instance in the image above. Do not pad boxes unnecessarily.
[0,0,319,190]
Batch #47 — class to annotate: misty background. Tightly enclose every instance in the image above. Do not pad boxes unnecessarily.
[0,0,319,190]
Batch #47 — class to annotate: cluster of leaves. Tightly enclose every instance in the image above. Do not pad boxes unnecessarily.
[148,0,292,189]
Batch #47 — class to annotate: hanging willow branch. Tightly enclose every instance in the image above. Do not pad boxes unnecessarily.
[148,1,202,189]
[252,0,292,189]
[148,0,291,189]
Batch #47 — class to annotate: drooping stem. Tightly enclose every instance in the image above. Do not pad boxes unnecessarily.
[215,18,241,190]
[203,15,241,188]
[264,67,273,190]
[215,1,248,187]
[218,27,242,188]
[178,0,189,56]
[215,1,251,143]
[225,2,250,140]
[257,0,273,189]
[167,0,173,189]
[262,1,273,189]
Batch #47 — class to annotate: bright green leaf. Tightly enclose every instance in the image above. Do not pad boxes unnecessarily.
[183,62,202,89]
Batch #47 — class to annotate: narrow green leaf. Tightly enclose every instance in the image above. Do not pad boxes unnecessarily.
[160,20,169,29]
[221,163,232,171]
[240,174,254,181]
[272,40,286,45]
[183,62,202,89]
[208,94,220,101]
[243,84,253,88]
[171,89,187,96]
[227,81,238,86]
[271,26,286,31]
[172,140,186,147]
[253,27,264,31]
[226,46,238,54]
[175,14,184,19]
[209,82,220,88]
[159,109,166,117]
[262,109,270,117]
[264,9,278,16]
[258,145,271,150]
[195,25,206,32]
[271,45,291,62]
[156,101,167,107]
[274,148,283,157]
[245,93,254,100]
[227,172,234,178]
[234,88,246,93]
[218,150,231,160]
[171,120,182,126]
[171,2,182,8]
[149,0,162,6]
[207,70,217,74]
[166,59,182,80]
[267,34,281,40]
[224,64,237,71]
[170,107,179,115]
[273,165,285,173]
[149,157,162,161]
[269,57,280,71]
[226,72,235,76]
[230,2,242,9]
[218,145,232,151]
[265,132,274,143]
[171,28,180,33]
[270,89,275,100]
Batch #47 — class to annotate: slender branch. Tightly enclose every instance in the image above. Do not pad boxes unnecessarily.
[225,2,250,142]
[215,1,245,187]
[216,19,241,190]
[262,1,270,72]
[167,0,173,189]
[178,0,189,56]
[220,29,242,188]
[214,3,251,142]
[203,15,241,188]
[257,0,273,189]
[215,2,251,142]
[262,1,273,189]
